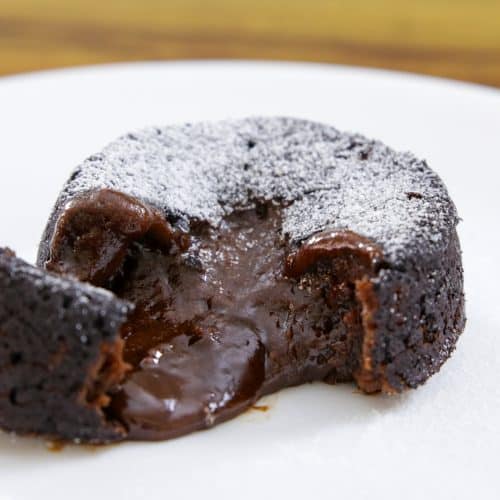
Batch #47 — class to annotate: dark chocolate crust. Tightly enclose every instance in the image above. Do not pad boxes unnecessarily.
[367,230,465,391]
[0,249,132,443]
[0,117,465,442]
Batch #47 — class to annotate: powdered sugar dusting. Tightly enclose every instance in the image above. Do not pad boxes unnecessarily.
[50,117,458,265]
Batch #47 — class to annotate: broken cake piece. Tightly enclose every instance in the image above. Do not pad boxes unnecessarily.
[0,248,131,443]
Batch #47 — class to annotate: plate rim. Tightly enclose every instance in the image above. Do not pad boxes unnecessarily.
[1,59,499,100]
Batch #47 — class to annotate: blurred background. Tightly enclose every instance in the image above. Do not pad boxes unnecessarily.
[1,0,499,87]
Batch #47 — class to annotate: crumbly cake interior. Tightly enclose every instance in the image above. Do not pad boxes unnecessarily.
[46,189,381,440]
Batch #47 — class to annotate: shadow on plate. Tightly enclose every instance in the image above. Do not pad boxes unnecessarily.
[0,381,408,463]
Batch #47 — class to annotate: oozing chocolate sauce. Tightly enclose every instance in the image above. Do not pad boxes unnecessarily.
[47,190,381,440]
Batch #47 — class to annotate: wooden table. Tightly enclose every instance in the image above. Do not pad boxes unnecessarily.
[1,0,499,87]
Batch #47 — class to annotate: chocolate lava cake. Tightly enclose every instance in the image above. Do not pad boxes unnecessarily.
[0,117,465,443]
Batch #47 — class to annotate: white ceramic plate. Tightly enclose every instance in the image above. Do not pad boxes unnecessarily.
[0,61,499,500]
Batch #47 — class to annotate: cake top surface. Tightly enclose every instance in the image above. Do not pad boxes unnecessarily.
[44,117,458,265]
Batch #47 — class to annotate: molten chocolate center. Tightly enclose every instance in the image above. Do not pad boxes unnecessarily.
[46,189,381,440]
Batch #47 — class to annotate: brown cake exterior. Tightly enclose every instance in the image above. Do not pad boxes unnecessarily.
[0,117,465,443]
[358,230,464,392]
[0,248,132,443]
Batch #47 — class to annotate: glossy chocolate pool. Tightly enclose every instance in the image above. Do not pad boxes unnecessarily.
[46,190,381,440]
